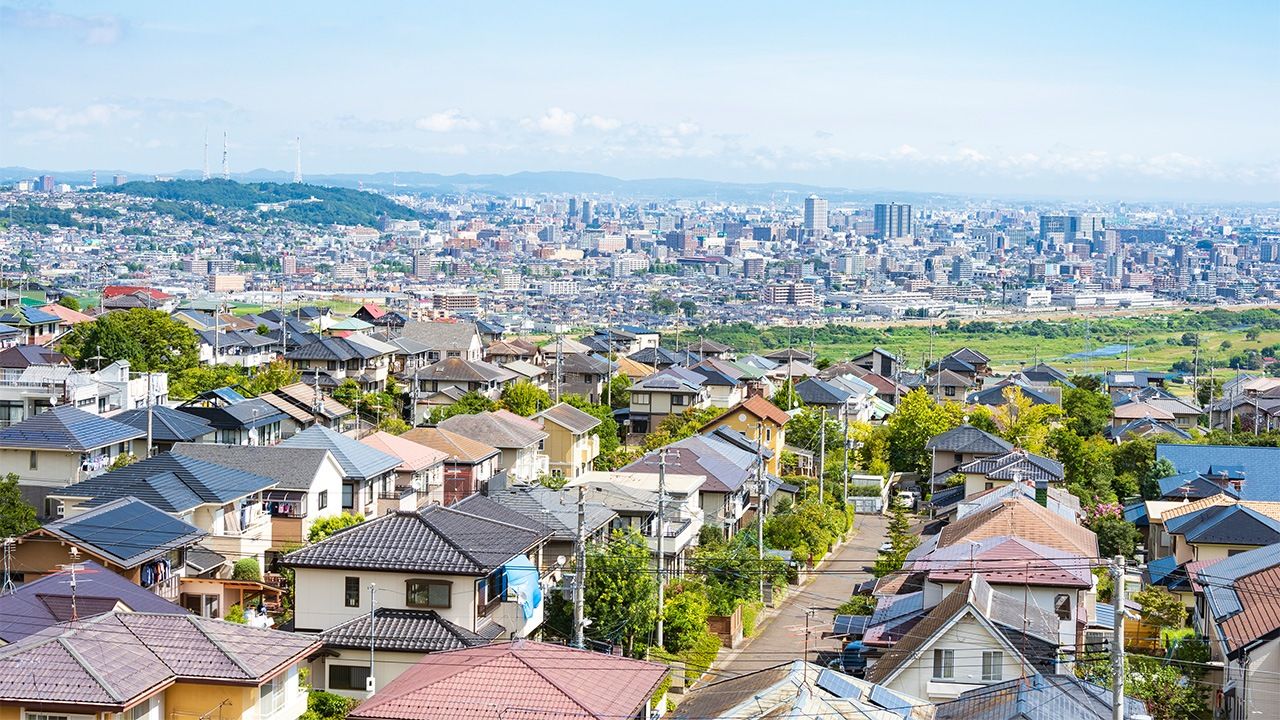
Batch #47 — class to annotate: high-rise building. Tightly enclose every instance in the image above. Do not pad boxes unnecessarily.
[412,249,431,278]
[580,199,594,225]
[873,203,912,239]
[39,175,55,193]
[281,253,297,276]
[112,175,128,186]
[567,198,578,220]
[803,195,828,235]
[761,282,816,306]
[949,256,975,284]
[742,257,766,279]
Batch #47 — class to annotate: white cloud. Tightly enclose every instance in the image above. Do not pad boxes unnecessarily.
[583,114,621,131]
[10,103,137,131]
[530,107,578,136]
[675,121,700,137]
[415,109,478,133]
[0,6,124,45]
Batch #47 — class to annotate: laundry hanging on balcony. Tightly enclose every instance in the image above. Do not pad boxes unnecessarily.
[502,555,542,620]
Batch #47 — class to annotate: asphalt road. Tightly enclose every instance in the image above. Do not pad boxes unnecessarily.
[714,513,890,679]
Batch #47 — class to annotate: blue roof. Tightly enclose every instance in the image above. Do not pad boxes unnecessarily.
[281,424,400,480]
[56,451,278,512]
[1123,501,1148,525]
[1157,444,1280,501]
[39,496,206,567]
[0,306,60,326]
[0,404,145,452]
[1145,554,1181,586]
[0,559,186,643]
[111,406,215,443]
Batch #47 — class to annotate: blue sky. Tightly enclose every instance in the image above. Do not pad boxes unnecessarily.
[2,1,1277,199]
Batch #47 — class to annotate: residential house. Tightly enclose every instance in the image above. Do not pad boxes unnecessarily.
[614,355,656,381]
[1105,370,1173,395]
[688,360,746,408]
[49,451,277,569]
[360,430,448,507]
[548,351,615,404]
[627,366,711,435]
[924,425,1014,488]
[1104,416,1192,442]
[927,348,991,387]
[171,442,347,550]
[956,449,1065,497]
[967,378,1059,407]
[763,348,816,365]
[438,410,549,483]
[0,344,68,368]
[197,329,278,367]
[11,497,206,601]
[535,401,601,479]
[280,424,403,518]
[673,660,933,720]
[851,347,903,378]
[922,369,975,403]
[0,559,188,644]
[457,486,615,573]
[0,305,60,345]
[484,338,542,366]
[284,335,396,391]
[111,405,217,451]
[501,358,549,389]
[406,357,517,423]
[935,674,1148,720]
[1156,444,1280,501]
[102,285,177,310]
[622,432,762,539]
[176,387,287,445]
[282,505,553,663]
[930,477,1082,526]
[569,470,705,575]
[628,345,690,370]
[0,613,318,720]
[688,338,734,360]
[864,576,1063,703]
[1192,543,1280,720]
[699,395,790,476]
[0,404,146,516]
[346,641,668,720]
[1112,387,1201,432]
[400,426,500,504]
[1160,495,1280,564]
[37,302,92,339]
[258,381,354,436]
[396,319,483,361]
[381,335,434,374]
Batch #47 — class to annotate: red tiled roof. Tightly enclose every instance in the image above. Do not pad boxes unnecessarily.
[349,640,668,720]
[704,395,790,431]
[102,285,173,300]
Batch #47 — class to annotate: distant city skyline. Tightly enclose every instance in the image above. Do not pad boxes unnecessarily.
[1,1,1278,200]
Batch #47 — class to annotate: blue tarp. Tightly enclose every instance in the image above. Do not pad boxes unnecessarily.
[502,555,542,620]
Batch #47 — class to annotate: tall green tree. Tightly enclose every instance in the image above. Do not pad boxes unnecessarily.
[785,408,844,458]
[606,373,632,409]
[1062,385,1112,438]
[428,390,498,423]
[988,386,1061,453]
[584,529,658,656]
[499,381,552,417]
[886,388,964,475]
[770,379,804,410]
[0,473,38,537]
[60,309,198,373]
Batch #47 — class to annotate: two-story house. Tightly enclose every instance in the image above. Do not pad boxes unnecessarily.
[360,430,448,507]
[924,425,1014,489]
[535,402,601,479]
[438,410,549,484]
[258,381,354,436]
[397,320,484,362]
[406,357,517,423]
[280,425,403,518]
[622,432,761,540]
[176,387,287,446]
[0,404,146,517]
[285,335,397,392]
[399,427,500,505]
[569,470,705,576]
[282,505,552,697]
[956,449,1065,498]
[111,405,217,452]
[699,396,790,477]
[0,305,61,345]
[548,352,616,404]
[461,482,616,573]
[627,366,711,435]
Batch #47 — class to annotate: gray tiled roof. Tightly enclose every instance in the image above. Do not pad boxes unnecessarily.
[0,612,320,709]
[398,320,480,352]
[38,496,207,568]
[438,411,547,450]
[281,505,549,575]
[171,443,333,491]
[111,406,215,443]
[318,608,496,653]
[0,404,144,451]
[477,487,616,541]
[281,424,401,480]
[936,674,1147,720]
[925,424,1014,454]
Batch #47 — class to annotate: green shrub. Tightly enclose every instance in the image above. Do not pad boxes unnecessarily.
[741,600,763,637]
[663,581,712,653]
[835,595,877,615]
[225,604,246,624]
[307,513,364,544]
[231,558,261,582]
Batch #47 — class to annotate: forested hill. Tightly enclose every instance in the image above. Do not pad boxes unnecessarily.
[95,178,418,226]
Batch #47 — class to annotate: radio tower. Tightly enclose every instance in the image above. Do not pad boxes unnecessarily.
[202,129,210,180]
[221,131,230,180]
[294,136,303,183]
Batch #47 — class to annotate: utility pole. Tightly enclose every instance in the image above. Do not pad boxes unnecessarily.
[755,421,765,602]
[818,407,826,502]
[554,330,564,403]
[1111,555,1125,720]
[842,411,850,503]
[145,371,153,457]
[572,485,586,648]
[368,583,377,697]
[655,451,667,648]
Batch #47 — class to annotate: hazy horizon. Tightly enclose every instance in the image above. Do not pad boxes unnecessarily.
[3,1,1278,201]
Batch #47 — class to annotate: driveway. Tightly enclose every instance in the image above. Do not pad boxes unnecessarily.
[714,513,890,678]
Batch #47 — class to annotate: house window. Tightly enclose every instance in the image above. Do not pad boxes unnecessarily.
[984,482,994,490]
[538,438,545,451]
[344,577,360,607]
[932,649,954,679]
[258,670,289,717]
[328,664,370,691]
[341,484,353,510]
[406,579,451,608]
[765,427,772,442]
[982,650,1003,681]
[944,386,956,397]
[26,714,95,720]
[318,490,328,510]
[29,451,38,470]
[633,393,650,405]
[1054,593,1072,620]
[672,394,688,406]
[123,698,161,720]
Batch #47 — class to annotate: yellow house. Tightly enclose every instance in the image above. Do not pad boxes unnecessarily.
[535,402,602,478]
[0,612,319,720]
[700,395,790,476]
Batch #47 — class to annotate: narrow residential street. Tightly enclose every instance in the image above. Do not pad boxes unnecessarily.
[714,513,889,678]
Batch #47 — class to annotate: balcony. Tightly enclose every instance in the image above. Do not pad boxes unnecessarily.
[376,485,418,516]
[146,574,180,601]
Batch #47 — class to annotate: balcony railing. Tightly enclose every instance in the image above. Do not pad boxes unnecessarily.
[146,574,180,601]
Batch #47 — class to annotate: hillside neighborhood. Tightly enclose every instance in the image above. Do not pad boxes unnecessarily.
[0,297,1277,720]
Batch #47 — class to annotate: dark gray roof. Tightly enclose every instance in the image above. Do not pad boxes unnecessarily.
[794,377,851,405]
[281,505,549,575]
[176,397,288,430]
[0,404,144,451]
[171,442,332,491]
[450,493,552,534]
[110,406,215,443]
[0,560,188,644]
[958,450,1065,482]
[438,411,547,450]
[37,496,207,568]
[398,320,480,352]
[936,674,1147,720]
[318,608,496,653]
[925,424,1015,454]
[481,487,617,541]
[536,402,601,434]
[55,451,278,512]
[280,424,401,480]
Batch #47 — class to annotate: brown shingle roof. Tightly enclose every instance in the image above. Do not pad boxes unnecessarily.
[536,402,602,435]
[865,578,976,684]
[938,495,1097,557]
[402,427,500,463]
[1216,565,1280,654]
